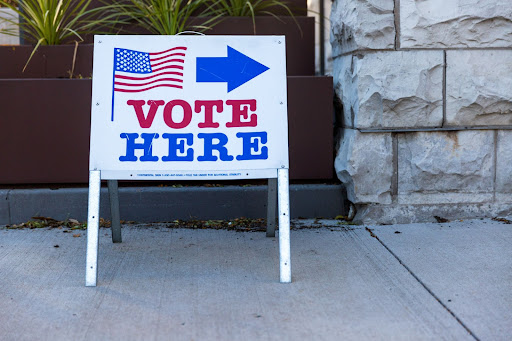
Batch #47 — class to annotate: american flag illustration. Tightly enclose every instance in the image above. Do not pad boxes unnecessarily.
[113,47,187,92]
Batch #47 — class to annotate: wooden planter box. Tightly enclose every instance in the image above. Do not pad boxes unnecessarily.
[0,76,332,184]
[0,44,94,79]
[288,76,333,179]
[0,14,333,184]
[1,17,313,78]
[0,79,91,184]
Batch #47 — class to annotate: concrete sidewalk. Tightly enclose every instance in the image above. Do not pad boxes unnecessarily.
[0,218,511,340]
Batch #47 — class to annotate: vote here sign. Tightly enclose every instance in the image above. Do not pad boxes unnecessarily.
[89,35,289,180]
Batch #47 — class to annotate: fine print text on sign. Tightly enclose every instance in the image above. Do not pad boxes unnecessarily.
[90,35,289,180]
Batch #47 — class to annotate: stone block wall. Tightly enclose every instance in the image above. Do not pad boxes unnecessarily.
[331,0,512,224]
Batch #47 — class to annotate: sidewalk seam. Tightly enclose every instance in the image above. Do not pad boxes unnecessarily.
[365,227,480,341]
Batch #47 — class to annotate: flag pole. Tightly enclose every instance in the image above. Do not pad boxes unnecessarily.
[111,48,116,121]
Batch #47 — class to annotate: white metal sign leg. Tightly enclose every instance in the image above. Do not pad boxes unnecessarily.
[278,168,291,283]
[86,170,101,287]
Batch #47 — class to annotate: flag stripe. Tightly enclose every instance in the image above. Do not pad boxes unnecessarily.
[114,74,183,88]
[151,64,184,73]
[149,47,187,56]
[115,77,183,88]
[150,52,186,62]
[151,58,185,68]
[114,70,184,81]
[114,70,183,87]
[114,84,183,93]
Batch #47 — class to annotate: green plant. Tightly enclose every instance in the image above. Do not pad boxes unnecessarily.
[0,0,117,71]
[104,0,220,35]
[210,0,292,17]
[0,0,14,7]
[0,0,103,45]
[207,0,299,33]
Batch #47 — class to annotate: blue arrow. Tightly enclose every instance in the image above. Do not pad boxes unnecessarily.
[196,46,269,92]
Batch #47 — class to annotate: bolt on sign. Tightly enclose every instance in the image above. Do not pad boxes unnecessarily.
[89,35,288,180]
[86,35,291,286]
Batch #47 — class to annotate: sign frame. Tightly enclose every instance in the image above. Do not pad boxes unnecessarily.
[85,35,291,286]
[89,35,289,180]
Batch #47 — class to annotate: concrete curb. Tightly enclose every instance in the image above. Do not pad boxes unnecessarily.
[355,202,512,225]
[1,184,347,224]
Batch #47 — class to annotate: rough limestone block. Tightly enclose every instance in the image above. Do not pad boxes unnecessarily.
[333,51,443,129]
[0,8,19,45]
[446,50,512,126]
[400,0,512,48]
[330,0,395,56]
[335,129,393,204]
[398,131,494,204]
[496,131,512,202]
[333,55,358,127]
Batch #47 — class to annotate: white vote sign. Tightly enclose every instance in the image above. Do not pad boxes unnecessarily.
[90,35,289,180]
[86,35,291,287]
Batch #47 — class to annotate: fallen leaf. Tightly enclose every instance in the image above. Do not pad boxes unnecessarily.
[99,218,111,227]
[32,216,58,222]
[434,216,449,223]
[492,217,512,224]
[72,233,81,238]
